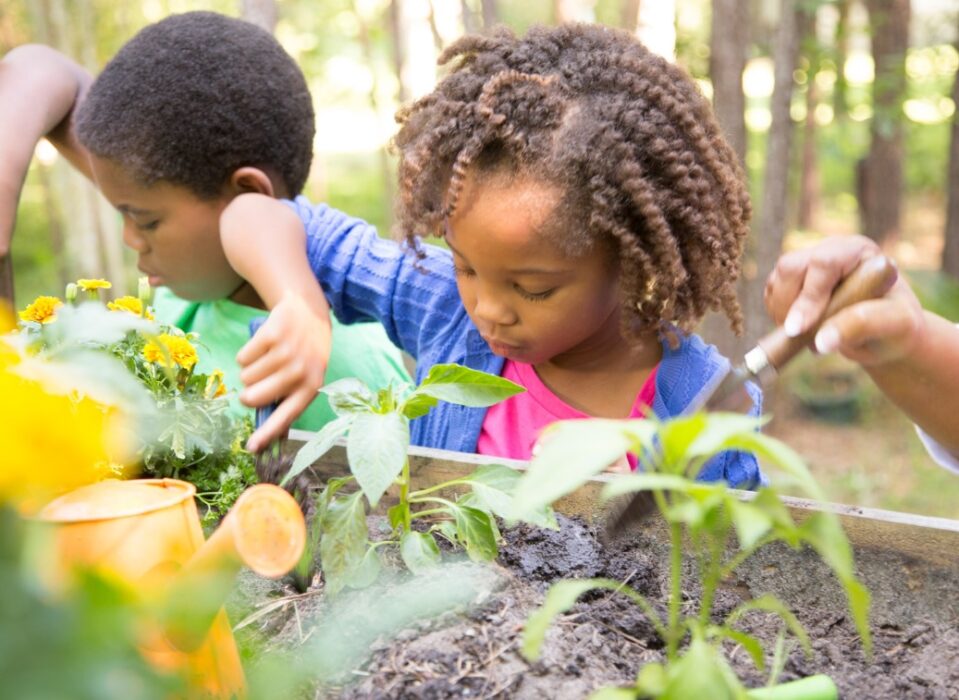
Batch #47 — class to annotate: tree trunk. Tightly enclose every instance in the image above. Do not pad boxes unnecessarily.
[28,0,124,292]
[240,0,277,33]
[832,0,851,119]
[554,0,595,23]
[943,23,959,278]
[797,8,821,231]
[635,0,675,60]
[460,0,478,33]
[620,0,640,32]
[709,0,748,166]
[480,0,498,27]
[698,0,750,359]
[747,0,802,340]
[860,0,909,244]
[0,255,12,305]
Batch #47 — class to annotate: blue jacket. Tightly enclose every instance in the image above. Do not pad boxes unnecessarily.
[288,197,763,487]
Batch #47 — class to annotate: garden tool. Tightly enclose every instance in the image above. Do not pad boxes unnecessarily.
[34,478,306,698]
[249,316,290,485]
[604,254,899,539]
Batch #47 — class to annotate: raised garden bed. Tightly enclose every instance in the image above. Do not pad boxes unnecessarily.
[228,438,959,699]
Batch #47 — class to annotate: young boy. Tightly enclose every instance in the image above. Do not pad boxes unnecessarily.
[0,12,408,450]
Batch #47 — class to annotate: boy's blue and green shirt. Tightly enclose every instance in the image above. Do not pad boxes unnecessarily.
[152,287,411,431]
[285,196,764,488]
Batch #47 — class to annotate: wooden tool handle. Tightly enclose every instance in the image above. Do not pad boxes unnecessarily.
[757,254,898,371]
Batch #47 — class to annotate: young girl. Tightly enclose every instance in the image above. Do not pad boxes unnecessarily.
[227,24,761,484]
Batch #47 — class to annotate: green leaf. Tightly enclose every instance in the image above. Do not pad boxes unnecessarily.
[449,504,498,562]
[463,464,557,529]
[683,412,767,463]
[320,377,376,416]
[662,635,746,700]
[799,513,872,655]
[588,687,638,700]
[346,412,410,507]
[723,432,822,500]
[512,419,637,520]
[346,546,381,590]
[404,363,525,408]
[726,594,811,658]
[710,626,766,671]
[523,579,604,661]
[600,473,700,501]
[522,578,666,662]
[433,520,458,544]
[728,499,773,552]
[387,503,406,531]
[400,531,442,573]
[401,393,438,420]
[285,415,354,486]
[319,491,369,595]
[634,663,668,697]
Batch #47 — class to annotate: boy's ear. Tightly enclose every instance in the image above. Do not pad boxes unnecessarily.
[228,167,276,197]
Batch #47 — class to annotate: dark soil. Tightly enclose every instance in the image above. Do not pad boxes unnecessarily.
[229,514,959,699]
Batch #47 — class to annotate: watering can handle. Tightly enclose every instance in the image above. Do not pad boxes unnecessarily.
[162,484,306,651]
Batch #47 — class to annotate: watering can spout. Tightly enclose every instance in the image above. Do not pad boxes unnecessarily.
[161,483,306,652]
[34,478,306,698]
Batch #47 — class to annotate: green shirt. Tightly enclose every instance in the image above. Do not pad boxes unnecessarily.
[152,288,411,431]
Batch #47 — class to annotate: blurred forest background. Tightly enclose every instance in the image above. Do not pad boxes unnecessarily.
[1,0,958,517]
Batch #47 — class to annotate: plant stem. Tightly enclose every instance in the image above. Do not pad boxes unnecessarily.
[410,478,471,498]
[409,507,447,519]
[667,521,683,662]
[408,495,458,508]
[398,458,412,532]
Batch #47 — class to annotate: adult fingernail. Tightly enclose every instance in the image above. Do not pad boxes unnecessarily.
[784,310,803,338]
[815,326,839,354]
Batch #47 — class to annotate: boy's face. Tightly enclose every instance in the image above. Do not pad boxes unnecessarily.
[89,155,245,301]
[445,172,623,367]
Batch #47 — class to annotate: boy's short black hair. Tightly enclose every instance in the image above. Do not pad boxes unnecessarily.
[76,11,315,198]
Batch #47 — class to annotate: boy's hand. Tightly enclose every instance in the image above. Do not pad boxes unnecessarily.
[764,235,926,367]
[237,291,331,453]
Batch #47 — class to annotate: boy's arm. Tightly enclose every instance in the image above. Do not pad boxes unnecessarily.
[220,193,332,453]
[765,235,959,456]
[0,45,94,256]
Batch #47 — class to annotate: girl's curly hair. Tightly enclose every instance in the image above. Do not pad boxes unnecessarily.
[392,23,751,338]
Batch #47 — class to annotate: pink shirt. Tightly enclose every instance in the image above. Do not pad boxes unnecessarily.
[476,360,659,462]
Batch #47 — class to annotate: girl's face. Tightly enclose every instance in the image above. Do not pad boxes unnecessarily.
[89,155,246,302]
[446,172,623,366]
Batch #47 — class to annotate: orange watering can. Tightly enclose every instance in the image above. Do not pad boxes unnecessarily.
[34,478,306,698]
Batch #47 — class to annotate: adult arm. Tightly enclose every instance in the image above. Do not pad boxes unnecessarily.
[765,235,959,457]
[0,44,93,256]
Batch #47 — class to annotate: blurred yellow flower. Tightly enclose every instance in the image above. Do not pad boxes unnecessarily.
[0,367,128,509]
[77,278,112,291]
[204,369,227,399]
[143,334,198,370]
[18,296,63,324]
[107,296,155,320]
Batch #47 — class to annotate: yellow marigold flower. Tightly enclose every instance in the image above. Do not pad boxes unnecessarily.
[1,302,14,332]
[18,296,62,324]
[107,295,155,320]
[142,333,198,370]
[0,368,129,509]
[76,278,112,291]
[204,369,228,399]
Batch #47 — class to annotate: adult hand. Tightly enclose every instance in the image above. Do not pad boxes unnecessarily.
[764,235,926,367]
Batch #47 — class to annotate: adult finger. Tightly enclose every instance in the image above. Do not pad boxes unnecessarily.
[814,297,917,365]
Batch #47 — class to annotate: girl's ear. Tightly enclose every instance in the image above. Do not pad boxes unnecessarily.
[228,167,276,197]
